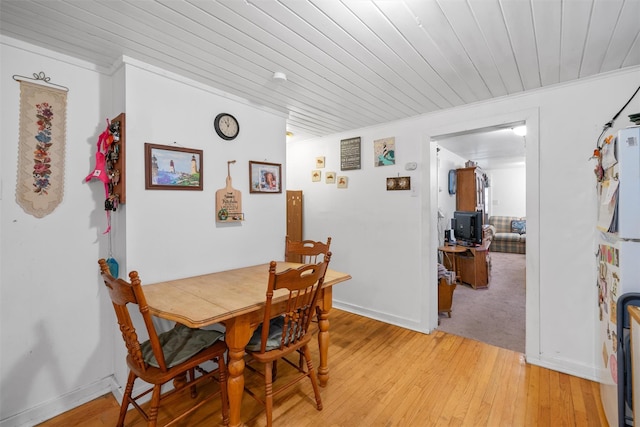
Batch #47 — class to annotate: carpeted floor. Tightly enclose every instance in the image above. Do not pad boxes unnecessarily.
[438,251,526,353]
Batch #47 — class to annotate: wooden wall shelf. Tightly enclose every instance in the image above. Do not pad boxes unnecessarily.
[107,113,125,205]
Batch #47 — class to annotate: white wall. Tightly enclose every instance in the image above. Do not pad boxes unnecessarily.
[486,165,526,217]
[287,131,424,326]
[0,39,287,426]
[121,59,288,282]
[1,38,115,426]
[287,67,640,381]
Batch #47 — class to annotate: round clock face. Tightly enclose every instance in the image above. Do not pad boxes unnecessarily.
[214,113,239,140]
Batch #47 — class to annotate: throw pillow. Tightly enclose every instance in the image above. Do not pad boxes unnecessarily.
[511,220,526,235]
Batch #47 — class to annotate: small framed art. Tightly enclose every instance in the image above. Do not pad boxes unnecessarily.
[144,143,203,190]
[374,137,395,167]
[249,161,282,193]
[326,171,336,184]
[386,176,411,191]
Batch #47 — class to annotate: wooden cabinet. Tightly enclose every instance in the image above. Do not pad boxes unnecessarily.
[457,243,490,289]
[440,239,491,289]
[286,190,303,242]
[286,190,303,262]
[456,166,485,213]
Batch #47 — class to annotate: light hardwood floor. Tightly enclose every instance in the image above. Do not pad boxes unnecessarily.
[37,309,608,427]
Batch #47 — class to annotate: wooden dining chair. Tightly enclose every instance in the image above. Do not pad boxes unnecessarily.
[284,236,331,264]
[284,236,332,368]
[243,254,331,427]
[98,259,229,427]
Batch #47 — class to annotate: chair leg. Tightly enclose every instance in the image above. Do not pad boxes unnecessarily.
[147,385,162,427]
[189,368,197,398]
[117,371,136,427]
[218,356,230,427]
[302,345,323,411]
[264,360,274,427]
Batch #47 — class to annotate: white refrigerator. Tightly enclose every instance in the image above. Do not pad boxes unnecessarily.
[597,126,640,427]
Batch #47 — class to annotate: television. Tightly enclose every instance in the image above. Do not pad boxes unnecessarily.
[453,210,483,246]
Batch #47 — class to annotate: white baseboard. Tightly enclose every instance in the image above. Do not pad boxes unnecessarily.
[0,376,117,427]
[333,301,423,333]
[525,353,599,382]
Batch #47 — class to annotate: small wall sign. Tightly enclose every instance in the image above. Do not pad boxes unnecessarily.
[340,137,361,171]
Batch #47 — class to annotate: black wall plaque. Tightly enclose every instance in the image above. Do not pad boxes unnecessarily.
[340,137,361,171]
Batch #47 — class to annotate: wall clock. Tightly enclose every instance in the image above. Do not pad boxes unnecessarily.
[214,113,239,141]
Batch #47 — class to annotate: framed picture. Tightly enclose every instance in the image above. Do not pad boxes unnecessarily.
[249,161,282,193]
[144,143,203,190]
[326,171,336,184]
[386,176,411,191]
[340,137,361,170]
[374,137,395,167]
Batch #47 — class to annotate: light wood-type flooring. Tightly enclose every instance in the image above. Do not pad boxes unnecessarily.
[37,309,608,427]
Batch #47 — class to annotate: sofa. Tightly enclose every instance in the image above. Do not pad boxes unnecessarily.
[488,216,526,254]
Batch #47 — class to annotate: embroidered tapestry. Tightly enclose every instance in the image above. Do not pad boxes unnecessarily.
[16,81,67,218]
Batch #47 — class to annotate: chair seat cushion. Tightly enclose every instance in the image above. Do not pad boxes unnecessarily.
[246,317,285,352]
[141,323,224,368]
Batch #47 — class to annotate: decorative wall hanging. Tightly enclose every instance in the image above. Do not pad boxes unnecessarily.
[13,72,68,218]
[144,143,203,190]
[85,115,126,234]
[374,137,395,166]
[249,161,282,193]
[316,156,325,168]
[337,176,348,188]
[216,160,244,222]
[311,170,321,182]
[325,171,336,184]
[386,176,411,191]
[340,137,361,170]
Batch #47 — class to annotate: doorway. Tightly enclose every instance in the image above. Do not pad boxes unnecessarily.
[435,124,527,353]
[423,108,540,358]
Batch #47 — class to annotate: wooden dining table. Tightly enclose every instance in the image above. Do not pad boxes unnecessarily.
[142,262,352,427]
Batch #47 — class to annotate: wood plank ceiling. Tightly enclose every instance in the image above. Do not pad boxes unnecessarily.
[1,0,639,142]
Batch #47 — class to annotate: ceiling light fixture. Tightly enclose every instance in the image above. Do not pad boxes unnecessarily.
[513,125,527,136]
[286,131,293,138]
[273,71,287,82]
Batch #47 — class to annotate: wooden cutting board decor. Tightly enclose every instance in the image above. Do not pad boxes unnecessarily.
[215,160,244,222]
